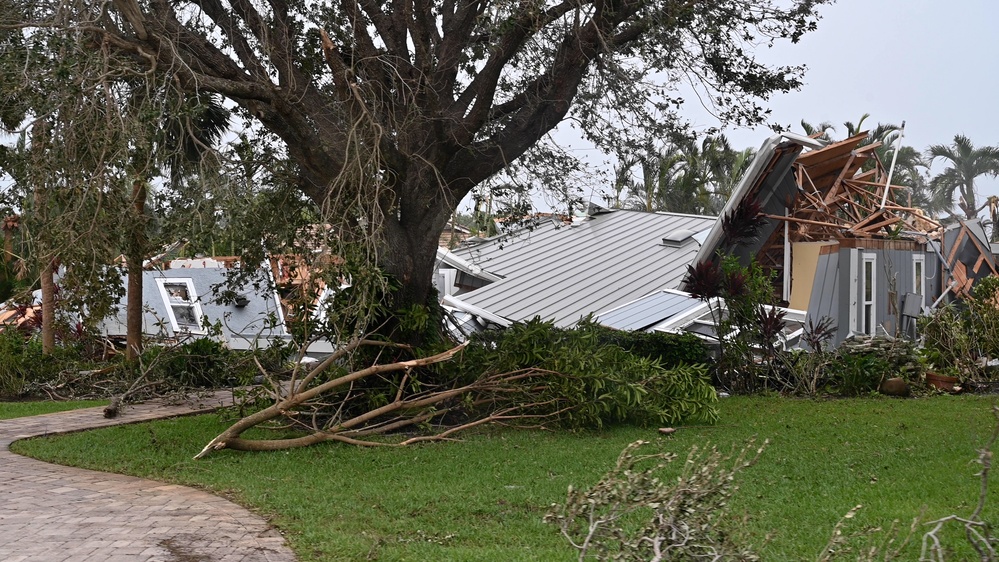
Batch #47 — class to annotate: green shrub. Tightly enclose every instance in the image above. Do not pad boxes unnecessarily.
[830,352,888,396]
[918,304,979,380]
[0,329,32,397]
[137,337,254,389]
[969,275,999,362]
[0,329,84,398]
[584,320,710,367]
[446,319,719,429]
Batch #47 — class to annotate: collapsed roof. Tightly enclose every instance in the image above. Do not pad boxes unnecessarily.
[441,205,716,328]
[687,131,997,301]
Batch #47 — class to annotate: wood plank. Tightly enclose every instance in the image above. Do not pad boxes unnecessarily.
[853,217,901,233]
[848,209,886,231]
[764,213,845,230]
[795,132,871,166]
[946,228,966,265]
[975,253,987,274]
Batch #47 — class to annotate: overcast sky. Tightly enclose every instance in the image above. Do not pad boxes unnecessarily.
[518,0,999,214]
[719,0,998,157]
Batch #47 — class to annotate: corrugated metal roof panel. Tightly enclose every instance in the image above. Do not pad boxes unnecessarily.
[451,210,715,327]
[595,291,702,331]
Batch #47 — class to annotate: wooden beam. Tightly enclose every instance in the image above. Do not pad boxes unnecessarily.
[764,213,846,230]
[975,253,987,274]
[945,228,966,266]
[853,217,902,234]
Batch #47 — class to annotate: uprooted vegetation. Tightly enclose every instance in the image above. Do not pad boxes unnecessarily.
[196,320,719,457]
[0,314,720,455]
[0,324,278,403]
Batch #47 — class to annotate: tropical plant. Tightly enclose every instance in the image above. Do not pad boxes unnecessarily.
[918,304,978,381]
[617,134,754,215]
[799,119,835,141]
[927,134,999,220]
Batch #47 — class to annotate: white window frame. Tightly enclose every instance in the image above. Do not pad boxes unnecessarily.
[861,253,877,336]
[912,254,925,297]
[155,278,207,335]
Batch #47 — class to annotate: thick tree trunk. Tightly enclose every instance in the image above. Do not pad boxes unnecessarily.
[125,180,147,361]
[379,189,456,313]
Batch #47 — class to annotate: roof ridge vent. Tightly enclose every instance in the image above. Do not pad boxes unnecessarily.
[661,228,697,248]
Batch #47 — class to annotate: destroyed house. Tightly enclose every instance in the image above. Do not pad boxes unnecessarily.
[684,131,997,347]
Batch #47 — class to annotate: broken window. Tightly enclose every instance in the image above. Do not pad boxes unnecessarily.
[155,278,206,335]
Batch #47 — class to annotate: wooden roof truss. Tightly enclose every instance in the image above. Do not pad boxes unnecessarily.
[746,133,952,298]
[757,134,943,272]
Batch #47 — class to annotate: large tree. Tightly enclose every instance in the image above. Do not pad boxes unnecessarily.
[5,0,830,330]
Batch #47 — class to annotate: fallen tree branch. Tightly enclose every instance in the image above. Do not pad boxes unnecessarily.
[194,341,467,458]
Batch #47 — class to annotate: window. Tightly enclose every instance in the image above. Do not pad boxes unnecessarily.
[155,278,206,334]
[861,253,876,335]
[912,254,925,296]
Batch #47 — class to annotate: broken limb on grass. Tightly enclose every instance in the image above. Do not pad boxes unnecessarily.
[194,341,469,458]
[194,342,587,459]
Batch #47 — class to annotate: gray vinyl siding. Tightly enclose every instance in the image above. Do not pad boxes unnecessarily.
[828,247,937,345]
[807,252,839,342]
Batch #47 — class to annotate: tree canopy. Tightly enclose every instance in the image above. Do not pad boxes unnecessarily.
[2,0,830,334]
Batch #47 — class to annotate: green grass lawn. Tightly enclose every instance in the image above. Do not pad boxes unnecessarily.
[0,400,106,420]
[12,395,999,561]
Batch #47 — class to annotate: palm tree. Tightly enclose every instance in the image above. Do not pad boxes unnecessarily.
[610,156,640,209]
[619,135,752,215]
[889,145,949,216]
[700,136,755,213]
[799,120,835,141]
[926,135,999,220]
[123,91,230,360]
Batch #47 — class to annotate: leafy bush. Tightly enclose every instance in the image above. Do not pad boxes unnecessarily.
[584,320,710,368]
[918,304,978,380]
[829,351,890,396]
[968,275,999,362]
[138,337,255,388]
[447,319,719,429]
[0,329,85,398]
[0,329,37,397]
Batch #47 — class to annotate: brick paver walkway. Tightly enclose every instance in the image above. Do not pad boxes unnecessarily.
[0,394,297,562]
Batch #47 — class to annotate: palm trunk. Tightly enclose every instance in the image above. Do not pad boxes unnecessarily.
[125,180,147,360]
[39,253,56,354]
[32,182,56,354]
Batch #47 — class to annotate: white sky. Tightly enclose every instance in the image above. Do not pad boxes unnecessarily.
[520,0,999,215]
[719,0,999,163]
